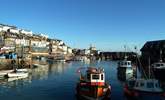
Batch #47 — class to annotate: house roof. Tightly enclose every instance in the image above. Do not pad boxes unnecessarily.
[140,40,165,51]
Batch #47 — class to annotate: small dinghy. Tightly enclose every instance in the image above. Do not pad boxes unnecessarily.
[7,69,28,78]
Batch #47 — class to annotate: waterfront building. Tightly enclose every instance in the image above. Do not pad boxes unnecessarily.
[99,52,136,60]
[140,40,165,65]
[20,29,33,36]
[0,23,72,63]
[67,47,72,54]
[8,28,20,34]
[0,24,16,32]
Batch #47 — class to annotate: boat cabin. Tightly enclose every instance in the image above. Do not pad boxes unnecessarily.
[81,67,105,86]
[118,60,132,68]
[152,62,165,69]
[133,79,163,93]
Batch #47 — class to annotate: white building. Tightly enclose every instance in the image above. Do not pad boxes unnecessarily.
[20,29,33,36]
[40,33,48,38]
[31,40,49,47]
[67,47,72,54]
[1,26,12,32]
[62,45,68,52]
[15,39,29,46]
[79,49,90,55]
[0,26,3,32]
[58,40,64,46]
[9,28,20,34]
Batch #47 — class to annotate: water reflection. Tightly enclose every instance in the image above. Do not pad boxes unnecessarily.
[117,67,135,82]
[0,60,164,100]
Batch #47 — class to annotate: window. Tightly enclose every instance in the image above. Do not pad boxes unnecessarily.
[140,82,144,87]
[128,80,135,87]
[156,64,160,67]
[147,82,154,88]
[128,62,131,65]
[155,83,158,87]
[101,74,104,80]
[87,74,90,80]
[136,82,139,87]
[92,74,99,80]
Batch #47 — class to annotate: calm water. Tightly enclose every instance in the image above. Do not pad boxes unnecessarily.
[0,60,164,100]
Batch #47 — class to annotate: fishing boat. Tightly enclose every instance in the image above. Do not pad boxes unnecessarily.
[151,50,165,80]
[152,61,165,79]
[76,67,111,100]
[118,58,134,80]
[124,57,165,98]
[118,46,134,76]
[124,78,164,97]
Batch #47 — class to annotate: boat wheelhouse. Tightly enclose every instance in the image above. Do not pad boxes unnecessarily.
[152,62,165,70]
[76,67,111,100]
[151,62,165,80]
[118,60,132,68]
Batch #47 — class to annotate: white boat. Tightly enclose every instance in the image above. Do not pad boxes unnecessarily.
[151,62,165,80]
[124,57,165,97]
[124,78,164,97]
[118,46,132,68]
[151,50,165,79]
[7,72,28,78]
[118,60,132,68]
[133,79,163,92]
[7,70,28,78]
[152,62,165,70]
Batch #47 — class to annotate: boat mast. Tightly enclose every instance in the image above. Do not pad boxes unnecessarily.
[134,46,138,78]
[160,49,162,62]
[124,45,127,60]
[148,56,150,79]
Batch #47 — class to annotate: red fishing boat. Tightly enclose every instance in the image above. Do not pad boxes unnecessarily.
[76,67,111,100]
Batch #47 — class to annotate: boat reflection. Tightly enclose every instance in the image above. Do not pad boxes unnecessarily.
[0,59,71,89]
[117,67,134,82]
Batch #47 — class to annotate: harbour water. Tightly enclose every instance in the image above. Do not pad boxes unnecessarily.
[0,60,164,100]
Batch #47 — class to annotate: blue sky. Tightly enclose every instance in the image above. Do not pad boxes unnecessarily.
[0,0,165,52]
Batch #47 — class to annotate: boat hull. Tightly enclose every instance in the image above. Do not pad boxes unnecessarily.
[7,72,28,78]
[153,68,165,80]
[117,67,134,81]
[124,85,164,98]
[76,83,111,100]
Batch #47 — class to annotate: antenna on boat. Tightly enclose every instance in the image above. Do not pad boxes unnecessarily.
[124,45,127,60]
[160,49,162,62]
